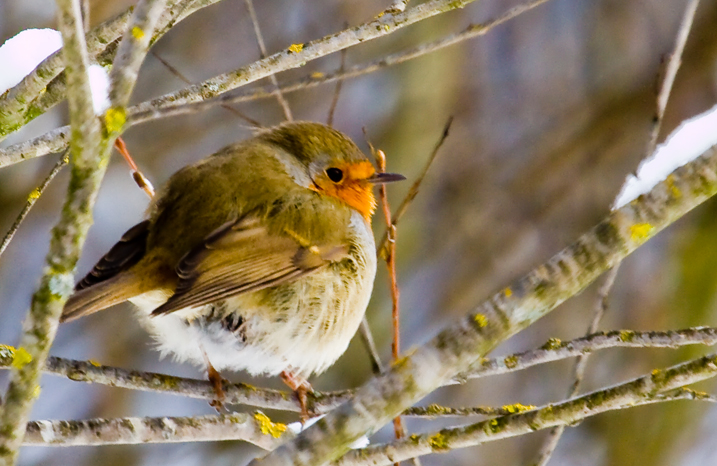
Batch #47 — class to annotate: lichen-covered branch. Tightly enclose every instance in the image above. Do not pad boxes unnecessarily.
[249,145,717,465]
[108,0,170,110]
[3,327,716,416]
[130,0,551,126]
[0,0,552,168]
[336,355,717,466]
[0,0,104,463]
[22,412,290,449]
[17,356,717,456]
[0,0,227,142]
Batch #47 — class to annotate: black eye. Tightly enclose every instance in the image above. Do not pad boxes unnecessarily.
[326,168,344,183]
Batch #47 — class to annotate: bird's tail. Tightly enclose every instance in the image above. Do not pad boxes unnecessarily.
[61,273,144,322]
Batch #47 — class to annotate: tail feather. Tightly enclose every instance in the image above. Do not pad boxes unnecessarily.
[61,273,144,322]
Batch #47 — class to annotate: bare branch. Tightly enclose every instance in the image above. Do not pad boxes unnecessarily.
[244,0,293,121]
[646,0,701,159]
[23,412,289,449]
[531,262,620,465]
[337,355,717,465]
[17,356,717,458]
[109,0,170,110]
[248,144,717,464]
[0,0,104,461]
[0,0,228,142]
[0,0,550,167]
[0,152,69,259]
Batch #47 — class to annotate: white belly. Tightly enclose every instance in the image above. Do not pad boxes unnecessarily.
[130,211,377,377]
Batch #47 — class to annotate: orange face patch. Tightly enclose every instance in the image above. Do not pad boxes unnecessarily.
[311,161,377,221]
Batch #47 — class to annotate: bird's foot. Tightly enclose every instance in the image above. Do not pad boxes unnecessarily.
[205,359,227,412]
[280,370,315,423]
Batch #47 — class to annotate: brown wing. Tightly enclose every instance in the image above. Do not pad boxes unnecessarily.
[151,216,348,316]
[75,220,150,291]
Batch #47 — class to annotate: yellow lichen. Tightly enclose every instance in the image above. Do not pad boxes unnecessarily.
[131,26,145,40]
[504,287,513,297]
[504,355,519,369]
[104,107,127,133]
[629,223,654,242]
[32,384,41,399]
[618,330,635,342]
[666,175,682,199]
[28,188,41,201]
[254,412,286,438]
[427,432,449,450]
[473,313,488,328]
[501,403,535,414]
[88,359,101,367]
[541,338,562,350]
[288,43,304,53]
[310,71,325,79]
[11,347,32,370]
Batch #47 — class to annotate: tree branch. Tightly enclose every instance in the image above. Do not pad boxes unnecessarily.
[0,0,104,462]
[16,355,717,459]
[0,0,550,168]
[249,144,717,464]
[336,355,717,465]
[3,327,717,416]
[0,0,227,142]
[22,412,288,449]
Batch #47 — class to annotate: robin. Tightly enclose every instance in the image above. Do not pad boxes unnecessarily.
[61,121,404,419]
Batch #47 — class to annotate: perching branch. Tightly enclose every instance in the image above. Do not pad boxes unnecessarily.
[4,327,717,415]
[249,143,717,465]
[17,355,717,460]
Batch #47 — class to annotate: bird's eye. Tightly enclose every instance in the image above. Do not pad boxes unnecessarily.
[326,168,344,183]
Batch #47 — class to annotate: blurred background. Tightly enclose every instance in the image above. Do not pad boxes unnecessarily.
[2,0,717,464]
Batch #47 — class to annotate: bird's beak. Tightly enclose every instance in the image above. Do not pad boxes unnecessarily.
[366,172,406,184]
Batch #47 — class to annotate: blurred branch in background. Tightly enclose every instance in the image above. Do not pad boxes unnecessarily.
[0,0,550,168]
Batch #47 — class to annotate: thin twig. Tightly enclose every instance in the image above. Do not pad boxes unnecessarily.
[375,148,406,457]
[149,50,263,127]
[113,137,155,198]
[359,319,385,375]
[327,48,347,127]
[0,152,69,259]
[646,0,701,159]
[378,117,452,258]
[0,0,227,143]
[244,0,293,121]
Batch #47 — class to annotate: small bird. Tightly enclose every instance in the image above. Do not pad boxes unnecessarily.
[61,121,404,418]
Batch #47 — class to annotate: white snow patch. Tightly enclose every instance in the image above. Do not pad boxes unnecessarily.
[613,104,717,209]
[0,29,62,94]
[88,64,111,114]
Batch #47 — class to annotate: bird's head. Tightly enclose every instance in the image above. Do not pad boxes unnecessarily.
[259,122,404,220]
